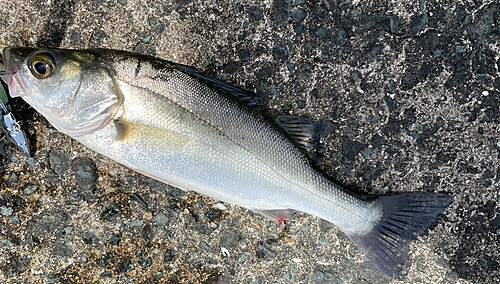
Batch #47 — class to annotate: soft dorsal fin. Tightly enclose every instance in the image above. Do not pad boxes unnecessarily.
[270,114,318,153]
[174,63,318,154]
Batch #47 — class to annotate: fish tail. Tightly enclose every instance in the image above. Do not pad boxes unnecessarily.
[344,192,452,280]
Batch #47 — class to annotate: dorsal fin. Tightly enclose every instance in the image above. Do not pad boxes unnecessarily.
[174,63,318,154]
[270,114,318,153]
[173,63,259,108]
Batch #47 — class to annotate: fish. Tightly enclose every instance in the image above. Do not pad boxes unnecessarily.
[0,47,452,280]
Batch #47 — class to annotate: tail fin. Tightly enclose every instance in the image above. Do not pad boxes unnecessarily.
[344,192,452,280]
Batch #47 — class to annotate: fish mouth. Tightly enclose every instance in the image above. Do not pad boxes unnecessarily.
[0,47,33,98]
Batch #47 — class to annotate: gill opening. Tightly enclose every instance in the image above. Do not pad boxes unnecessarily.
[0,71,16,75]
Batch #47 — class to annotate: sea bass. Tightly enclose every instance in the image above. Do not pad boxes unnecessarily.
[0,47,451,279]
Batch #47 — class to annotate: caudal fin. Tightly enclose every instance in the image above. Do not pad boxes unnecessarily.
[344,192,452,280]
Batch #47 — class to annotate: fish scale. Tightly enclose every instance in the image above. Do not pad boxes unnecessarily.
[0,47,452,279]
[109,54,374,226]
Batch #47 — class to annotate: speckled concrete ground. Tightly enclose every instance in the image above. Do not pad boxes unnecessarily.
[0,0,499,283]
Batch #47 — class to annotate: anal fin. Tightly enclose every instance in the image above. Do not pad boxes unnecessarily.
[251,209,299,222]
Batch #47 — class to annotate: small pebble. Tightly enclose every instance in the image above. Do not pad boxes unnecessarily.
[294,24,304,36]
[456,45,466,54]
[255,242,277,260]
[238,49,251,61]
[155,212,169,227]
[296,100,306,109]
[272,45,289,61]
[291,8,307,24]
[155,23,165,35]
[362,148,373,159]
[72,157,98,190]
[8,215,21,224]
[138,257,153,268]
[130,219,144,227]
[343,169,354,177]
[142,34,152,43]
[23,184,38,195]
[1,206,13,217]
[213,203,227,210]
[1,239,13,247]
[63,226,73,236]
[409,132,421,140]
[199,241,215,252]
[9,152,19,163]
[164,250,175,263]
[52,242,74,257]
[310,26,327,38]
[204,208,222,221]
[319,236,329,246]
[238,254,247,264]
[142,223,157,243]
[388,79,397,91]
[368,115,377,124]
[272,88,279,98]
[0,141,5,157]
[47,273,60,284]
[313,270,324,282]
[249,6,263,22]
[69,189,80,198]
[27,157,37,168]
[110,235,121,246]
[165,204,180,218]
[99,271,112,278]
[7,173,18,186]
[390,15,401,34]
[351,72,360,82]
[10,257,26,273]
[207,258,218,265]
[49,149,70,176]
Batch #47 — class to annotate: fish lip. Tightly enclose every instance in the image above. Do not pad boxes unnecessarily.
[1,47,31,98]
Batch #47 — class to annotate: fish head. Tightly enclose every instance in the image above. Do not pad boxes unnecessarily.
[1,47,123,136]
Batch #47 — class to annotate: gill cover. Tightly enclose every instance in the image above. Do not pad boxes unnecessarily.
[1,47,123,136]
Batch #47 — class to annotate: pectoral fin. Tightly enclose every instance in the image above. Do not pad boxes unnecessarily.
[115,119,190,151]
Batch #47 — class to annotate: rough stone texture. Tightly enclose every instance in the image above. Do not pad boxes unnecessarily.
[48,149,70,177]
[72,157,98,190]
[0,0,499,283]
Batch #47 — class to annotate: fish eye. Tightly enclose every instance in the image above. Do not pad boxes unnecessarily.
[29,53,55,79]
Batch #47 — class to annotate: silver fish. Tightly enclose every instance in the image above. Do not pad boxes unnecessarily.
[0,47,451,279]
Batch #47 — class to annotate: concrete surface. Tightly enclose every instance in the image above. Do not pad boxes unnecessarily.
[0,0,499,283]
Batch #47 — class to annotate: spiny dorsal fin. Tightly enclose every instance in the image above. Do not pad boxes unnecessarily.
[173,63,259,108]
